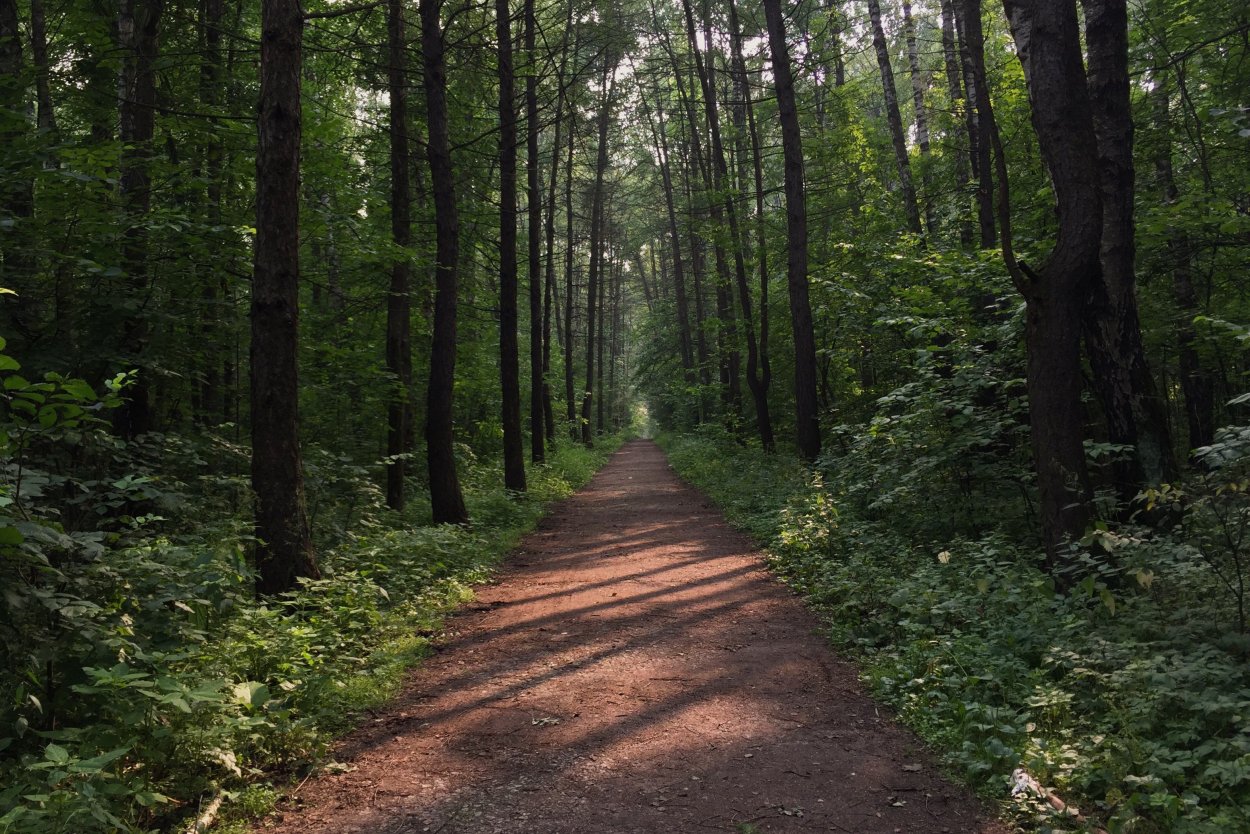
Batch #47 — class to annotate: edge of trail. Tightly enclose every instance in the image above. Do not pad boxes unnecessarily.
[255,439,1009,834]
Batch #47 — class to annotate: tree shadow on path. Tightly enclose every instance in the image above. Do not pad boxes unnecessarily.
[259,440,1008,834]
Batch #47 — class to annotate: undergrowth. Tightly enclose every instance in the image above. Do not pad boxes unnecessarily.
[660,427,1250,834]
[0,356,621,834]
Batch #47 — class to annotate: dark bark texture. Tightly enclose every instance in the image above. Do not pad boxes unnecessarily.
[252,0,318,594]
[763,0,821,461]
[421,0,468,524]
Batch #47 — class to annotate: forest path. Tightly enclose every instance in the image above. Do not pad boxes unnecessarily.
[258,440,1006,834]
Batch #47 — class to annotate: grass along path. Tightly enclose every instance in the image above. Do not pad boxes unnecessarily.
[253,440,1005,834]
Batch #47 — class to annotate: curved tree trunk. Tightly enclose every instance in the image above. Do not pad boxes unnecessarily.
[1002,0,1100,573]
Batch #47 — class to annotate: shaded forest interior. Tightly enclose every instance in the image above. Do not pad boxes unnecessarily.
[2,0,1250,831]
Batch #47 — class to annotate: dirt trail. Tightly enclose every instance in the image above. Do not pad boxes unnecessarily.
[260,440,1006,833]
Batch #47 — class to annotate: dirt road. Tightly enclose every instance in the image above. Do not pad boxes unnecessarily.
[259,440,1005,833]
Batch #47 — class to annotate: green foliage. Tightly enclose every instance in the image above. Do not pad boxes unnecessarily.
[662,430,1250,834]
[0,352,621,834]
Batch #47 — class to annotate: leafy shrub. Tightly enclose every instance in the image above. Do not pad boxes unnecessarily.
[660,430,1250,833]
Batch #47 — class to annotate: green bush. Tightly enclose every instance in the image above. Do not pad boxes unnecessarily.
[660,431,1250,834]
[0,336,621,834]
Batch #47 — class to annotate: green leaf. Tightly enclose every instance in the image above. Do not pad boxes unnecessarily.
[0,526,24,546]
[43,743,70,765]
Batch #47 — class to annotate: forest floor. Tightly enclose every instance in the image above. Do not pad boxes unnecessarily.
[255,440,1009,834]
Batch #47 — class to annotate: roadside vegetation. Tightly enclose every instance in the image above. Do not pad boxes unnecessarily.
[663,418,1250,834]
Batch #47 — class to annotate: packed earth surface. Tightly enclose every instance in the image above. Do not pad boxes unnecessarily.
[257,440,1008,833]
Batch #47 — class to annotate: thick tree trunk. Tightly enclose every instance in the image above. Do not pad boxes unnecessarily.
[868,0,923,238]
[252,0,318,594]
[114,0,164,437]
[1002,0,1101,572]
[385,0,414,510]
[420,0,468,524]
[497,0,526,490]
[524,0,544,464]
[1080,0,1176,495]
[763,0,821,461]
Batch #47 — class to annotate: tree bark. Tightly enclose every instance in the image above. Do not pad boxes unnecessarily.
[1079,0,1176,495]
[252,0,318,594]
[640,82,696,387]
[581,57,616,446]
[420,0,468,524]
[0,0,36,343]
[1001,0,1101,572]
[1153,70,1214,453]
[903,0,936,234]
[563,94,577,439]
[29,0,55,135]
[114,0,164,437]
[868,0,923,238]
[957,0,996,247]
[498,0,527,490]
[939,0,974,246]
[763,0,821,461]
[726,0,774,450]
[385,0,414,510]
[524,0,544,464]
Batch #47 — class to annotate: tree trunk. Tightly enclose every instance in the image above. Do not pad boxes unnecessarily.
[1002,0,1101,572]
[497,0,527,490]
[868,0,923,238]
[1080,0,1176,494]
[114,0,164,437]
[0,0,37,344]
[542,9,574,448]
[29,0,55,135]
[420,0,468,524]
[640,83,696,387]
[957,0,995,247]
[581,57,616,446]
[939,0,974,246]
[1153,71,1214,453]
[252,0,318,594]
[903,0,937,234]
[385,0,414,510]
[763,0,821,461]
[563,100,577,439]
[732,0,775,452]
[524,0,544,464]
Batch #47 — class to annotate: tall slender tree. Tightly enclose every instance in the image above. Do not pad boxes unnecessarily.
[498,0,527,490]
[420,0,469,524]
[525,0,544,464]
[252,0,318,594]
[867,0,923,237]
[385,0,414,510]
[763,0,821,461]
